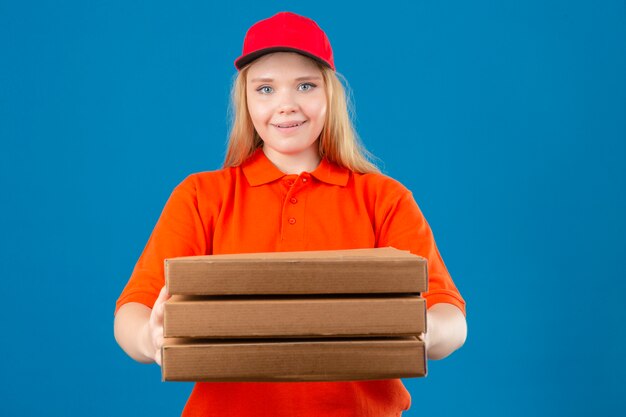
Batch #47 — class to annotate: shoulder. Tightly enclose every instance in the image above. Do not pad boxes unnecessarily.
[175,166,238,194]
[350,171,412,201]
[161,167,239,211]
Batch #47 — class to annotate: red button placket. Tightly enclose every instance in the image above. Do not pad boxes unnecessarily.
[280,173,309,247]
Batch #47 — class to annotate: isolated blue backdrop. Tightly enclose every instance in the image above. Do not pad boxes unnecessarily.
[1,1,624,416]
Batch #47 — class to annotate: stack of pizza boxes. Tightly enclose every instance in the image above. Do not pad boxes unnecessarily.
[161,247,428,382]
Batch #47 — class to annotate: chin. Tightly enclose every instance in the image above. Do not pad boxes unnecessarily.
[274,147,309,156]
[268,141,316,155]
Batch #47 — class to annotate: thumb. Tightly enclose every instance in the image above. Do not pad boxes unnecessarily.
[155,285,170,304]
[151,285,170,324]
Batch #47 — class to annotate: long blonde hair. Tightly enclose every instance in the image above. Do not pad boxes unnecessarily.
[223,59,380,174]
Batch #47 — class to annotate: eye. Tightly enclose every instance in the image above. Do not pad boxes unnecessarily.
[257,86,273,94]
[298,82,316,92]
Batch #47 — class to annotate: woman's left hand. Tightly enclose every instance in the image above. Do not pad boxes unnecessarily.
[424,303,467,360]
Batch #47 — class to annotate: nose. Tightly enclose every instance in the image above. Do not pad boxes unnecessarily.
[277,90,298,114]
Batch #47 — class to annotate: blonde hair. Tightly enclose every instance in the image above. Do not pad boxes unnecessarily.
[223,59,380,174]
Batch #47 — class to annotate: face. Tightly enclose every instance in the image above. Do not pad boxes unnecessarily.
[246,52,327,165]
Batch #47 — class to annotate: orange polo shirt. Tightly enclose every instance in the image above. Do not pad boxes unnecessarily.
[115,147,466,417]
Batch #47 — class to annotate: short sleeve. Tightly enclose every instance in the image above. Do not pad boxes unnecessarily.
[114,175,208,315]
[377,186,466,316]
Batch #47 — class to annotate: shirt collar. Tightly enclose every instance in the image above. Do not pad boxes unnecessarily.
[242,148,350,187]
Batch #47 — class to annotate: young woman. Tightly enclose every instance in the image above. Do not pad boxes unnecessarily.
[114,11,467,417]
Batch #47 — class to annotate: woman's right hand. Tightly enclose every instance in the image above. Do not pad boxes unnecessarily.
[142,285,170,366]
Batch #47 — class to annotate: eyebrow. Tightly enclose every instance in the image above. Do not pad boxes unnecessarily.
[249,75,323,83]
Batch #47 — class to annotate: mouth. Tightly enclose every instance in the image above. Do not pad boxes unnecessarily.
[272,121,306,129]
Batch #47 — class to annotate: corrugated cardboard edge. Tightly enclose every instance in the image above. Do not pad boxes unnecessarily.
[416,333,428,377]
[167,247,412,261]
[165,247,428,295]
[163,295,426,338]
[161,336,426,382]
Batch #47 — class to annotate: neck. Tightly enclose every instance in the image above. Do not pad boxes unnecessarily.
[262,146,322,174]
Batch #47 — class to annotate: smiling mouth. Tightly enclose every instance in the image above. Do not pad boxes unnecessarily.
[273,121,306,128]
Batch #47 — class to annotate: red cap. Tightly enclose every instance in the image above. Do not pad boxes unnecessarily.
[234,12,335,71]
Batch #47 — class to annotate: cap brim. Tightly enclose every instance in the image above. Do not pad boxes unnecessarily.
[235,47,333,70]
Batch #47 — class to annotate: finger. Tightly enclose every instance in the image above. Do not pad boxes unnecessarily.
[151,286,170,324]
[149,303,161,327]
[154,332,164,366]
[153,301,166,327]
[158,298,166,316]
[155,285,170,304]
[153,327,163,348]
[155,348,162,366]
[424,332,430,351]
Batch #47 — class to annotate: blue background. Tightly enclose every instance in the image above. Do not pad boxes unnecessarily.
[1,1,624,415]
